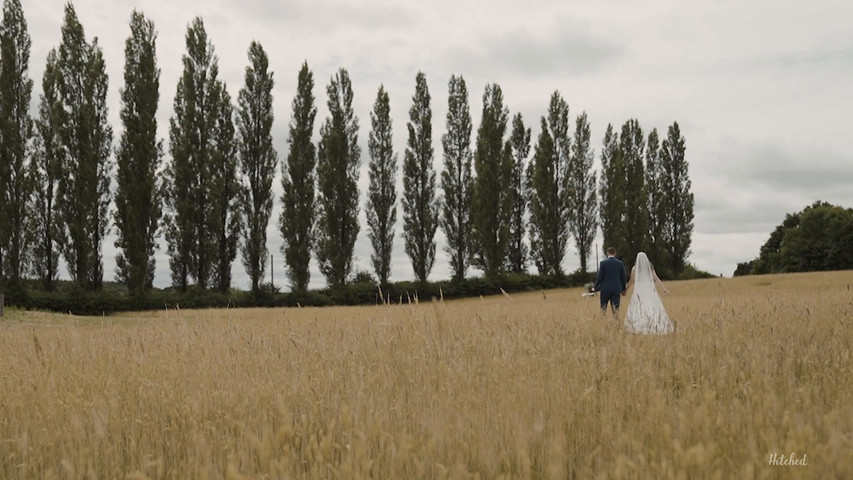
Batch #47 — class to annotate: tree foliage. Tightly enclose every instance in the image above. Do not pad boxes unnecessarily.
[280,62,316,292]
[402,72,438,284]
[0,0,32,288]
[659,121,693,277]
[568,111,598,274]
[751,212,799,275]
[209,82,240,293]
[619,119,646,271]
[366,85,397,286]
[316,68,360,287]
[506,112,530,273]
[599,124,623,260]
[749,201,853,274]
[440,74,473,282]
[528,92,570,276]
[165,17,231,291]
[55,3,113,291]
[114,10,161,296]
[237,41,276,293]
[29,55,65,291]
[471,83,512,278]
[644,128,667,276]
[781,203,853,271]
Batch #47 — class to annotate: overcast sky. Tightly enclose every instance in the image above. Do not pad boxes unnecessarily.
[20,0,853,289]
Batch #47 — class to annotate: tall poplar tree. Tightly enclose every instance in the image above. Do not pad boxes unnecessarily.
[165,18,225,291]
[599,124,623,258]
[0,0,33,289]
[316,68,360,287]
[29,53,63,291]
[505,112,530,273]
[568,111,598,274]
[660,121,693,277]
[471,83,512,278]
[620,118,646,270]
[527,92,570,276]
[209,82,239,293]
[402,71,438,284]
[440,74,473,282]
[644,128,667,274]
[114,10,161,296]
[366,85,397,286]
[237,41,276,293]
[55,3,113,291]
[280,62,316,292]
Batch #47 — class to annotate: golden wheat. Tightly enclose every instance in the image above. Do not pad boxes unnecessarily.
[1,271,851,479]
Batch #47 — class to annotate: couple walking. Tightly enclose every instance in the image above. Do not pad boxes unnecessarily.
[594,247,674,334]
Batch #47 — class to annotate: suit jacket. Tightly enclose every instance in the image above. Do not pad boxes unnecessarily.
[594,256,627,292]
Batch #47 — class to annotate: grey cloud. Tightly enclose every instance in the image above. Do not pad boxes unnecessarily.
[691,231,765,276]
[648,128,853,275]
[220,0,419,34]
[692,139,853,241]
[722,144,853,199]
[695,196,795,235]
[746,43,853,72]
[442,23,626,79]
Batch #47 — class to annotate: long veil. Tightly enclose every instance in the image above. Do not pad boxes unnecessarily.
[625,252,673,334]
[634,252,655,292]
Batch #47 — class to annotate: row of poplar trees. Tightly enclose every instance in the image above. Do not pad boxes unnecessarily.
[0,2,694,297]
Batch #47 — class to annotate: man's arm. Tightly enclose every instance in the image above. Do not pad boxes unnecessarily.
[593,263,603,290]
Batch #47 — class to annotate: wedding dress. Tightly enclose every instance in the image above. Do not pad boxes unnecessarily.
[625,252,674,334]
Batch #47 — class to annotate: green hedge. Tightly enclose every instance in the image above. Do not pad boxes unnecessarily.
[3,271,597,315]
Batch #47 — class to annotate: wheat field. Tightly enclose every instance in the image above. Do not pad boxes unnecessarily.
[1,271,851,479]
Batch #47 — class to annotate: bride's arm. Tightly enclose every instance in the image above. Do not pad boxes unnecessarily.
[625,266,636,291]
[652,268,669,294]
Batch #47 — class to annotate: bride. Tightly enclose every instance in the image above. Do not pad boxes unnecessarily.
[624,252,674,334]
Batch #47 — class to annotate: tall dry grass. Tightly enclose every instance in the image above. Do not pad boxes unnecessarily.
[1,271,851,479]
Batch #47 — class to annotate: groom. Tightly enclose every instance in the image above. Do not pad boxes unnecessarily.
[594,247,627,313]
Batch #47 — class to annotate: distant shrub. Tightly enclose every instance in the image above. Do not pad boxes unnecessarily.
[679,264,717,280]
[0,269,630,314]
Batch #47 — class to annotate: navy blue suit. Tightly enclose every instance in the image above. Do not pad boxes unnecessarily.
[594,256,627,312]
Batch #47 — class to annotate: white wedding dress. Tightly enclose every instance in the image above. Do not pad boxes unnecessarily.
[625,252,674,334]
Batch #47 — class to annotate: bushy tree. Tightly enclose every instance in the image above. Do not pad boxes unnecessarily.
[316,68,360,287]
[237,42,276,293]
[506,112,530,273]
[528,92,570,276]
[752,211,800,274]
[114,10,161,296]
[366,85,397,286]
[55,3,113,291]
[402,72,438,283]
[780,202,853,272]
[0,0,33,289]
[568,111,598,274]
[280,62,316,292]
[751,201,853,274]
[440,74,473,282]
